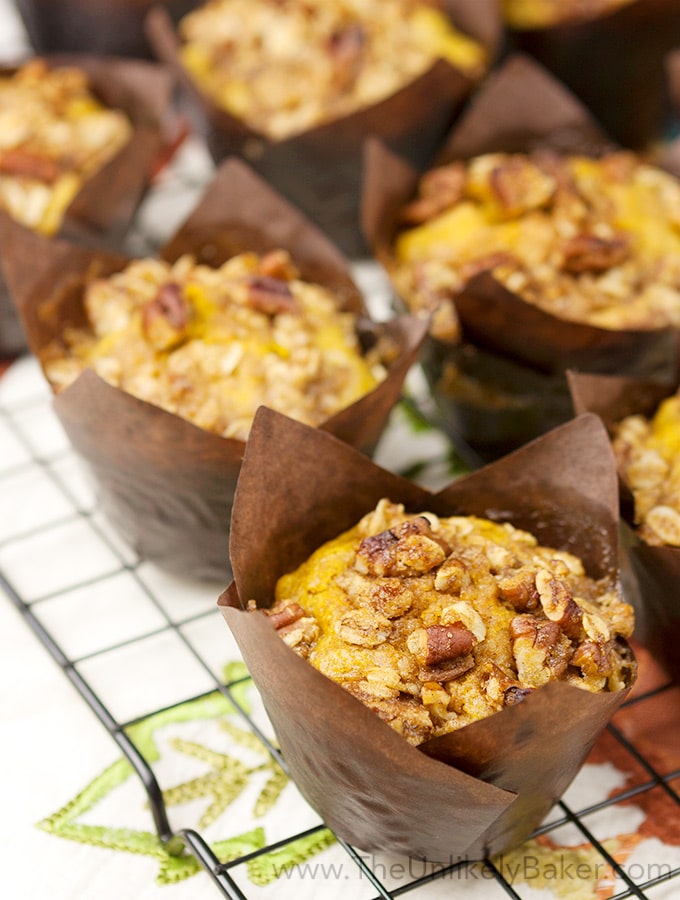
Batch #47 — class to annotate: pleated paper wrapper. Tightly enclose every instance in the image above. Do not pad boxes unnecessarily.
[219,407,635,862]
[2,159,427,583]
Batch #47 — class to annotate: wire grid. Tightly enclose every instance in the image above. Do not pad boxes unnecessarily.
[1,363,680,900]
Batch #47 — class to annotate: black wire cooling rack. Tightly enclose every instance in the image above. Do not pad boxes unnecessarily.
[1,365,680,900]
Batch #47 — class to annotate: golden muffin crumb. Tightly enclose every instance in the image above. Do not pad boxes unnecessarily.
[0,59,132,235]
[502,0,636,29]
[178,0,486,140]
[264,498,635,745]
[613,394,680,546]
[43,250,386,440]
[393,150,680,342]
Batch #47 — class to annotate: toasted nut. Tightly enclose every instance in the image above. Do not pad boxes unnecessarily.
[510,615,572,685]
[256,249,299,281]
[0,147,61,183]
[336,607,391,647]
[407,623,475,667]
[355,516,448,577]
[440,601,486,642]
[503,685,534,706]
[497,566,541,612]
[418,654,475,684]
[644,505,680,546]
[488,155,555,216]
[561,233,631,273]
[328,24,365,91]
[434,554,470,593]
[142,282,189,350]
[246,275,298,315]
[400,162,466,225]
[265,601,306,630]
[535,569,583,637]
[572,640,613,678]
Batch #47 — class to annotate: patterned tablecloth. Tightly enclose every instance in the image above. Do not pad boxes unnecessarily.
[2,2,680,898]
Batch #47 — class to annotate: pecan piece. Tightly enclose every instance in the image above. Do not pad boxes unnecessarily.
[0,147,61,183]
[256,249,298,281]
[265,601,306,630]
[354,516,448,577]
[497,566,541,612]
[560,233,631,273]
[400,162,466,225]
[535,569,583,638]
[418,654,475,684]
[260,599,319,656]
[142,282,189,350]
[488,155,555,216]
[407,623,475,667]
[503,685,534,706]
[246,275,298,316]
[336,607,391,647]
[510,615,572,685]
[328,24,365,91]
[572,639,613,678]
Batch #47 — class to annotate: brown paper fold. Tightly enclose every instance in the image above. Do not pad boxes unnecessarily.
[219,407,633,861]
[146,0,501,256]
[362,54,679,459]
[503,0,680,150]
[568,369,680,685]
[2,159,427,582]
[15,0,201,59]
[0,53,174,356]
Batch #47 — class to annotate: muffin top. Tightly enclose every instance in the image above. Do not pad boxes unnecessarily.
[265,498,635,745]
[392,150,680,341]
[178,0,486,140]
[502,0,636,29]
[44,250,386,440]
[0,59,132,235]
[613,394,680,546]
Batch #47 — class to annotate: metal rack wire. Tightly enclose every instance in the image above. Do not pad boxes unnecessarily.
[1,361,680,900]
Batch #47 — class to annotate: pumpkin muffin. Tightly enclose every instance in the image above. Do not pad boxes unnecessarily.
[43,249,386,440]
[265,497,635,745]
[0,59,132,235]
[178,0,486,140]
[392,150,680,342]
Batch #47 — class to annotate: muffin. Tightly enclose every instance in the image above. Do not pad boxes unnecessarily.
[0,54,173,357]
[2,159,426,581]
[177,0,487,140]
[147,0,500,255]
[267,497,634,746]
[363,55,678,460]
[0,59,132,236]
[42,249,386,441]
[220,406,636,861]
[393,149,680,339]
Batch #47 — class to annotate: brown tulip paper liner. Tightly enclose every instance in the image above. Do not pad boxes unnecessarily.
[568,370,680,685]
[362,53,679,459]
[2,159,426,582]
[15,0,201,60]
[145,0,501,258]
[0,53,174,356]
[504,0,680,151]
[218,407,634,861]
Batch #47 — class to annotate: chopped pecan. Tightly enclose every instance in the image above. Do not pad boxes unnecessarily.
[256,249,299,281]
[265,601,306,630]
[418,654,475,684]
[503,685,534,706]
[560,233,631,274]
[434,554,470,593]
[458,251,518,284]
[400,162,466,225]
[440,601,486,642]
[535,569,583,638]
[335,569,413,618]
[488,155,555,216]
[354,516,448,577]
[0,147,61,183]
[571,639,613,678]
[328,24,365,91]
[336,607,391,647]
[246,275,298,315]
[142,282,189,350]
[497,566,541,612]
[343,684,434,745]
[407,623,475,667]
[510,615,572,685]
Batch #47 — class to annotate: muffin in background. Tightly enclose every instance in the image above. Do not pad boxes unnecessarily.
[147,0,501,256]
[1,159,426,582]
[0,54,173,357]
[363,55,680,462]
